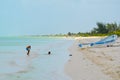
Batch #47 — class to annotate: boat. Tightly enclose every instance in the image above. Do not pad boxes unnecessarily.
[79,35,118,48]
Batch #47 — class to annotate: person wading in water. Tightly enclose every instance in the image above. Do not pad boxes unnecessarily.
[26,45,31,56]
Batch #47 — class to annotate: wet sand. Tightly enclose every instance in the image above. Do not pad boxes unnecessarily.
[65,37,120,80]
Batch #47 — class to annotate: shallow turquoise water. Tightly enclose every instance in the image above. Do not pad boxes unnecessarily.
[0,36,74,80]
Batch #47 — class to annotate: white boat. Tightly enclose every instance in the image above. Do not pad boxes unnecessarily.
[79,35,118,48]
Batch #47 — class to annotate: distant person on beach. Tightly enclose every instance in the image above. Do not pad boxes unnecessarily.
[26,45,31,56]
[48,51,51,55]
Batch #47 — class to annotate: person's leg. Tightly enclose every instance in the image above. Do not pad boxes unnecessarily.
[27,50,30,56]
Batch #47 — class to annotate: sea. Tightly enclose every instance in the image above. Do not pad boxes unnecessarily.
[0,36,74,80]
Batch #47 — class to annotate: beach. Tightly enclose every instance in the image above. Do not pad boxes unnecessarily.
[65,37,120,80]
[0,36,120,80]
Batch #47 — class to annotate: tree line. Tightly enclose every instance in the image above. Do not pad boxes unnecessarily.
[67,22,120,36]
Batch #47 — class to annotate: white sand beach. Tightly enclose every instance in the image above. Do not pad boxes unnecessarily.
[65,37,120,80]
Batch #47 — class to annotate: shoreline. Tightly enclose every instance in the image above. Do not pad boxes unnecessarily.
[65,37,120,80]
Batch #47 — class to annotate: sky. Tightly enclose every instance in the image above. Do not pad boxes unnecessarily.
[0,0,120,36]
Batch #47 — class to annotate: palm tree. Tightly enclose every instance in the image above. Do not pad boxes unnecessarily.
[96,22,108,34]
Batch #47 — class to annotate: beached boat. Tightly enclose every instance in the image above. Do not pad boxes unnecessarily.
[79,35,118,48]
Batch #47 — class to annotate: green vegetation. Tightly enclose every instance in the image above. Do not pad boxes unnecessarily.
[26,22,120,37]
[67,22,120,37]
